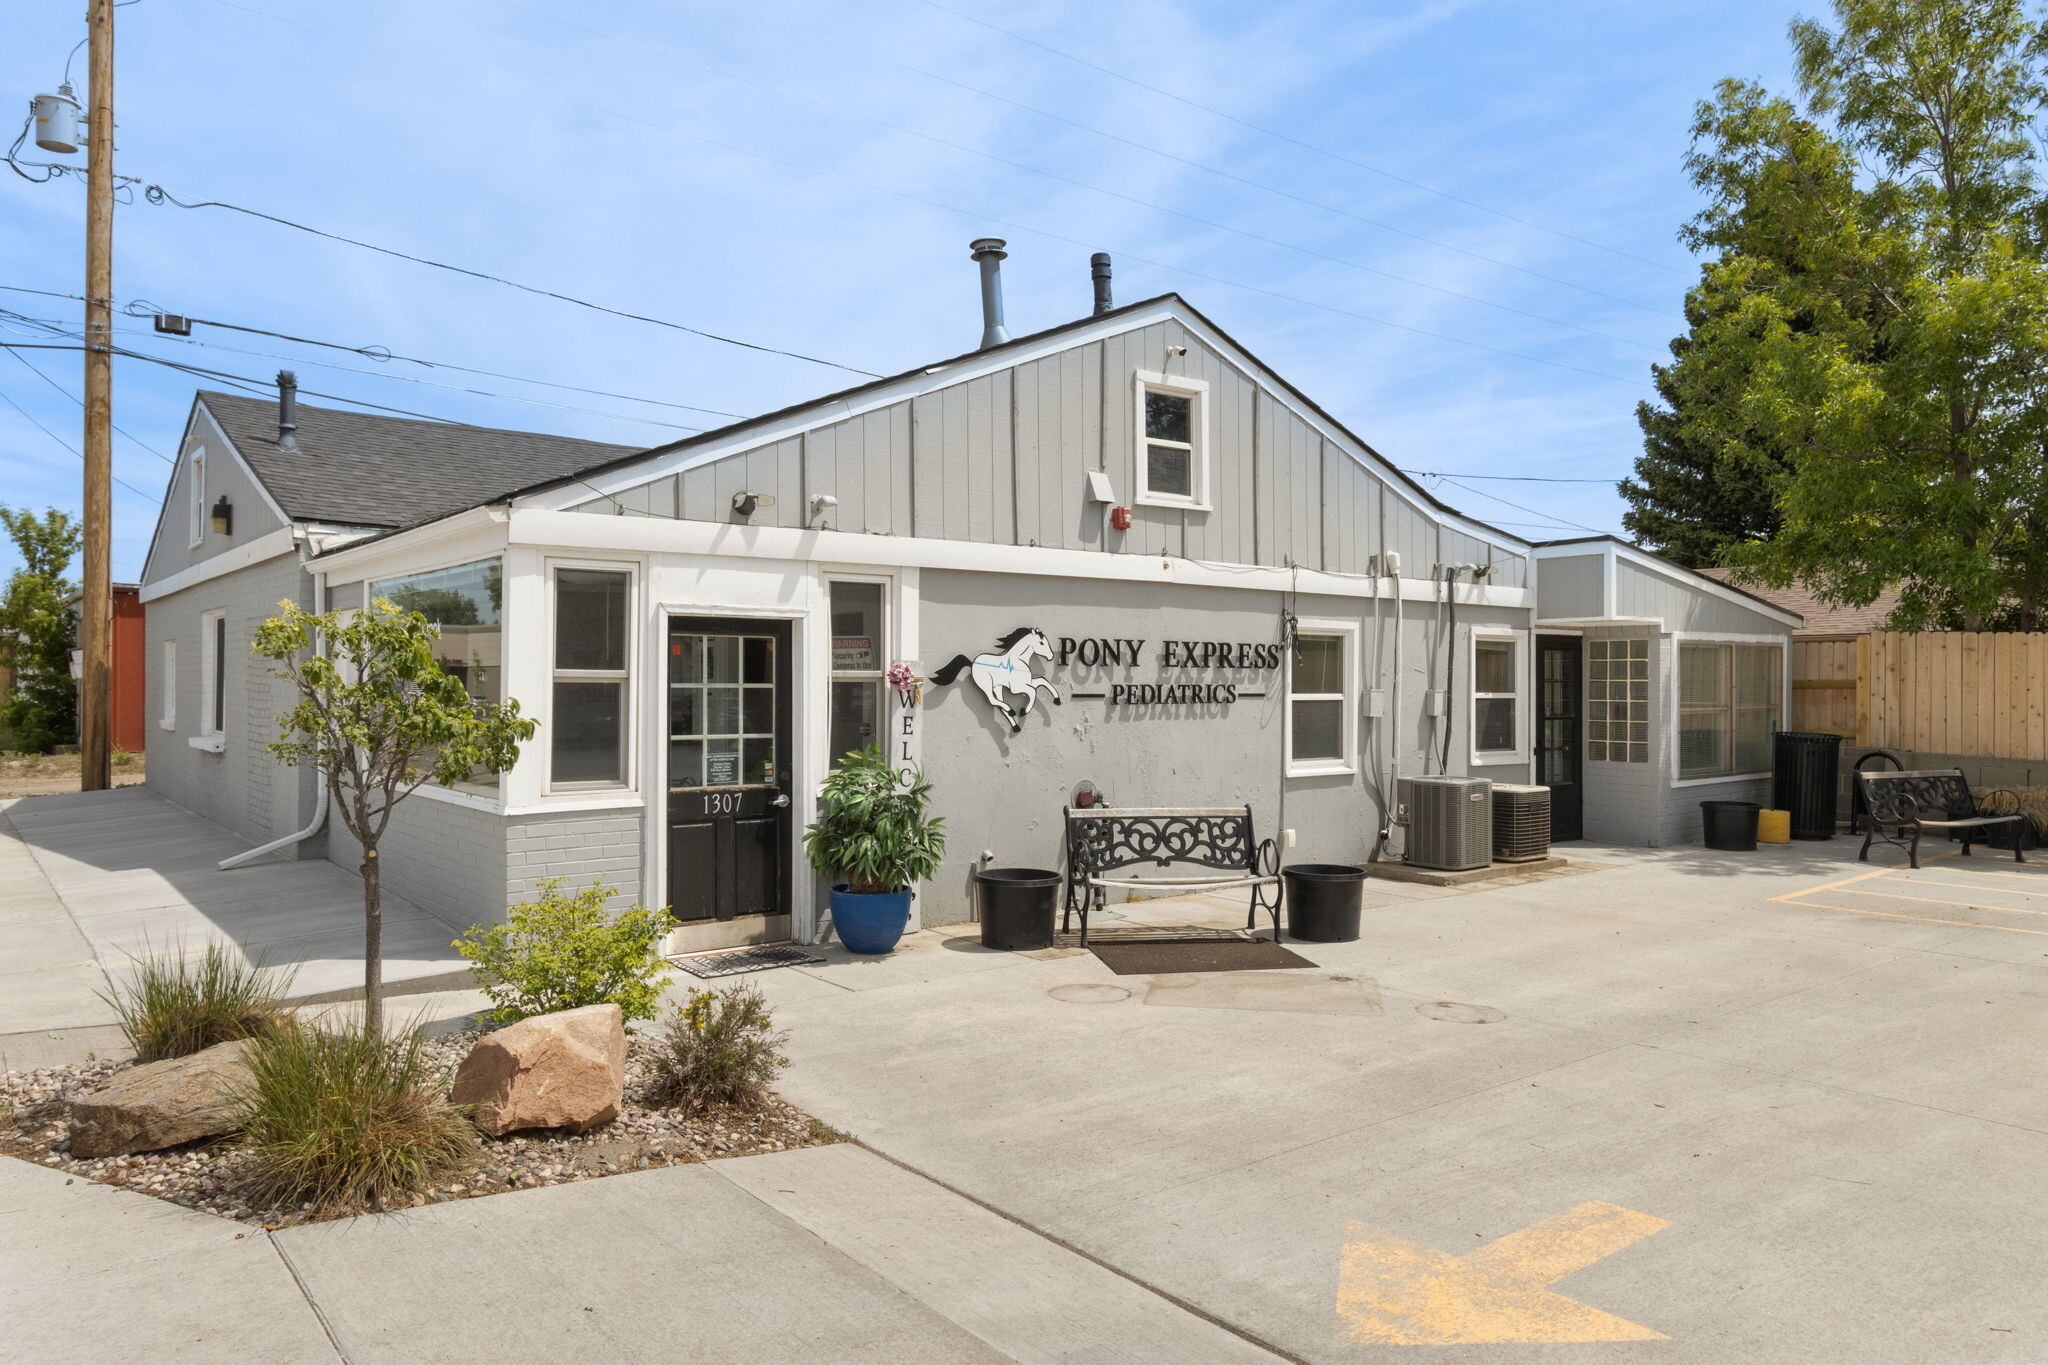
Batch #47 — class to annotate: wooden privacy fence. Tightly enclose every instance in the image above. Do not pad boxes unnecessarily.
[1792,631,2048,760]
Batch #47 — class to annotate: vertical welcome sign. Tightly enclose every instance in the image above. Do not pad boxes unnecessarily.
[893,660,923,789]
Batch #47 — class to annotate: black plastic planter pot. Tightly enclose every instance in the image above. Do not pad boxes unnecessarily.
[1283,863,1367,942]
[1701,801,1761,852]
[973,867,1060,950]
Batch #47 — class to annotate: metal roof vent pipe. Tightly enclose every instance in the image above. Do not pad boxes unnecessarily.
[970,238,1010,349]
[1091,252,1113,315]
[276,370,301,451]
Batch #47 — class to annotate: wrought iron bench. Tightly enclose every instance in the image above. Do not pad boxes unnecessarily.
[1854,769,2028,870]
[1062,806,1283,947]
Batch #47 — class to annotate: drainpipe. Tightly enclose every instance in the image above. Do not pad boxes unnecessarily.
[219,569,329,868]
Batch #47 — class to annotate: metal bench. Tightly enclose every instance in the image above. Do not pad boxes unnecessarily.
[1854,768,2028,870]
[1062,806,1282,946]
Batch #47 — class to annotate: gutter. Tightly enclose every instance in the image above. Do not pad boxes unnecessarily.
[219,568,330,869]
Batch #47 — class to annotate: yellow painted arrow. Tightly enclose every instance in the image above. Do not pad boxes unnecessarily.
[1337,1200,1670,1346]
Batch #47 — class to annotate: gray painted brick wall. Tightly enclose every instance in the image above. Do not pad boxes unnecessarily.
[506,812,645,909]
[145,550,319,849]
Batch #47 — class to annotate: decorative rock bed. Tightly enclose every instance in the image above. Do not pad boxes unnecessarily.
[0,1028,842,1227]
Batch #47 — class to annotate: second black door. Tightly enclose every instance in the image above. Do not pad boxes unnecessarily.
[1536,634,1584,842]
[667,616,793,924]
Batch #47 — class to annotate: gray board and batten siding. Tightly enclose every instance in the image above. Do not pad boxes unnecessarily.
[1537,543,1796,636]
[567,310,1529,587]
[141,404,293,584]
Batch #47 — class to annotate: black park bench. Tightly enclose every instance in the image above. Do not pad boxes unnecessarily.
[1062,805,1283,947]
[1854,768,2028,870]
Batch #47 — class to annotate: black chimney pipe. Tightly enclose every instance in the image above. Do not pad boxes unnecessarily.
[276,370,300,452]
[1091,252,1113,315]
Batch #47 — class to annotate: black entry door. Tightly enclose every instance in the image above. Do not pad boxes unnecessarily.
[1536,635,1584,842]
[667,617,793,923]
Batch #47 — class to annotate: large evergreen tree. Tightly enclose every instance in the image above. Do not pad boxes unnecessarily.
[1649,0,2048,627]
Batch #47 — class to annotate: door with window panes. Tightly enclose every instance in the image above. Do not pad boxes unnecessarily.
[667,617,792,928]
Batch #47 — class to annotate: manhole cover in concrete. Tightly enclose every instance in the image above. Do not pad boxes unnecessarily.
[1049,983,1132,1004]
[1416,1001,1505,1024]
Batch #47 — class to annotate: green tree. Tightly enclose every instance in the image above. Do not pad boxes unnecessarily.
[0,508,82,752]
[1663,0,2048,628]
[253,599,537,1033]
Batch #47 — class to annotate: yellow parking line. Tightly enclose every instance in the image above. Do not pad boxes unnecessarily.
[1892,877,2048,901]
[1921,863,2048,883]
[1801,886,2048,917]
[1782,899,2048,937]
[1768,855,1945,904]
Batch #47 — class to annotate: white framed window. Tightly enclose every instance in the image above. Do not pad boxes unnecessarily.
[1677,641,1782,780]
[1133,370,1210,510]
[159,639,176,730]
[1470,630,1524,763]
[549,562,634,790]
[1286,620,1357,777]
[191,609,226,750]
[372,557,504,792]
[827,578,888,767]
[186,449,206,547]
[1586,636,1649,763]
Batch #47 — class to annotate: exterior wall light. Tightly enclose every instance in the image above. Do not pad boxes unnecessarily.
[209,495,233,536]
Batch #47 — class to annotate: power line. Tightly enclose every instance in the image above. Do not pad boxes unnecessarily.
[135,183,885,379]
[1401,468,1618,484]
[910,0,1685,276]
[176,0,1654,389]
[0,381,158,502]
[5,343,174,462]
[679,0,1678,320]
[1426,473,1606,535]
[495,2,1664,351]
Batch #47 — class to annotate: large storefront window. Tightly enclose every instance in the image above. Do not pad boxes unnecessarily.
[552,567,632,787]
[1679,642,1781,779]
[372,558,502,790]
[828,581,885,767]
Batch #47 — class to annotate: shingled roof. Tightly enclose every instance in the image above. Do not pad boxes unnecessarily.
[1693,567,1899,635]
[198,390,640,530]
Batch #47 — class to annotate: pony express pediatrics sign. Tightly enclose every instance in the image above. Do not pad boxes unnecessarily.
[931,627,1280,732]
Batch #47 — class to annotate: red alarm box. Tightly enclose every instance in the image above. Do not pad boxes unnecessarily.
[1109,505,1132,531]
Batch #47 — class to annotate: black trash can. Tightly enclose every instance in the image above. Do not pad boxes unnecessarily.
[973,867,1060,950]
[1701,800,1761,851]
[1283,863,1367,942]
[1773,730,1844,840]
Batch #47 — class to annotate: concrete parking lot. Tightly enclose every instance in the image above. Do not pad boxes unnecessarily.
[751,841,2048,1363]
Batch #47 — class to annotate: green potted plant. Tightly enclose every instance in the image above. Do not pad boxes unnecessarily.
[803,744,946,955]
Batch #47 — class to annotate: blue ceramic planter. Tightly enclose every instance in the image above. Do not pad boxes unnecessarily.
[829,885,912,955]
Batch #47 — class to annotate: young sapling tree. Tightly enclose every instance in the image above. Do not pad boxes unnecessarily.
[254,598,536,1033]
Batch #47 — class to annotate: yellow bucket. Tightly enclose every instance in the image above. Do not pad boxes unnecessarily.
[1757,809,1792,843]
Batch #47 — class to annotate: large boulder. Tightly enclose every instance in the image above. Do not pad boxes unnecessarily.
[450,1004,626,1136]
[68,1039,254,1159]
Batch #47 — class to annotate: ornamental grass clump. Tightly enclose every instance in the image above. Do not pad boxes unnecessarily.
[103,943,296,1062]
[452,876,674,1027]
[235,1022,476,1216]
[647,982,788,1114]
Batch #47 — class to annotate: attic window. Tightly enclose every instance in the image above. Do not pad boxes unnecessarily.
[186,448,206,548]
[1134,371,1209,510]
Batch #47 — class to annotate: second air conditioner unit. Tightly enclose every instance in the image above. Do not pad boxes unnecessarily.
[1490,783,1552,862]
[1398,775,1492,871]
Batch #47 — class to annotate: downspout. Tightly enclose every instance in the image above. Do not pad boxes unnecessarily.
[219,567,329,869]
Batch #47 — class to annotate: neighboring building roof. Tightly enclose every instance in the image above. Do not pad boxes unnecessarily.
[1692,568,1898,635]
[197,390,639,531]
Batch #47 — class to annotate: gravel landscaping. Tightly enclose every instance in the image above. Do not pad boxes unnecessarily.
[0,1028,843,1227]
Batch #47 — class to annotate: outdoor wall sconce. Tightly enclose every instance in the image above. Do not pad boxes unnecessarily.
[209,495,232,536]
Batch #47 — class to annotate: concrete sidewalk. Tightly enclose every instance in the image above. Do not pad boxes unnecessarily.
[2,1142,1278,1363]
[1,790,479,1067]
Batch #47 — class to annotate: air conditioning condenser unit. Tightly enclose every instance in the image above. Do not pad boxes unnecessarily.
[1398,775,1492,871]
[1490,783,1551,862]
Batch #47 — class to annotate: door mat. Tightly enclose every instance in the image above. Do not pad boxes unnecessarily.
[1089,938,1317,976]
[1054,924,1250,948]
[668,945,825,979]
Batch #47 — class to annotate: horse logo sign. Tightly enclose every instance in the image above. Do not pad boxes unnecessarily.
[930,627,1062,734]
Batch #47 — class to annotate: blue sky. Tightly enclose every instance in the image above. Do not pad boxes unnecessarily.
[2,0,1801,581]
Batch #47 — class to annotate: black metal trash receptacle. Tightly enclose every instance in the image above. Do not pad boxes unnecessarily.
[973,867,1060,950]
[1701,801,1761,851]
[1283,864,1367,942]
[1773,730,1844,840]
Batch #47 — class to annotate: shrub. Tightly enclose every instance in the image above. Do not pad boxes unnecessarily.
[452,876,674,1026]
[103,944,296,1062]
[802,744,946,893]
[235,1022,477,1215]
[646,982,788,1113]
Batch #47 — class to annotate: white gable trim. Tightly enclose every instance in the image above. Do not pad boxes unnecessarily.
[139,526,302,603]
[518,299,1532,565]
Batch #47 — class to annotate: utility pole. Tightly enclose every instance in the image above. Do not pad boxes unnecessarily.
[79,0,114,791]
